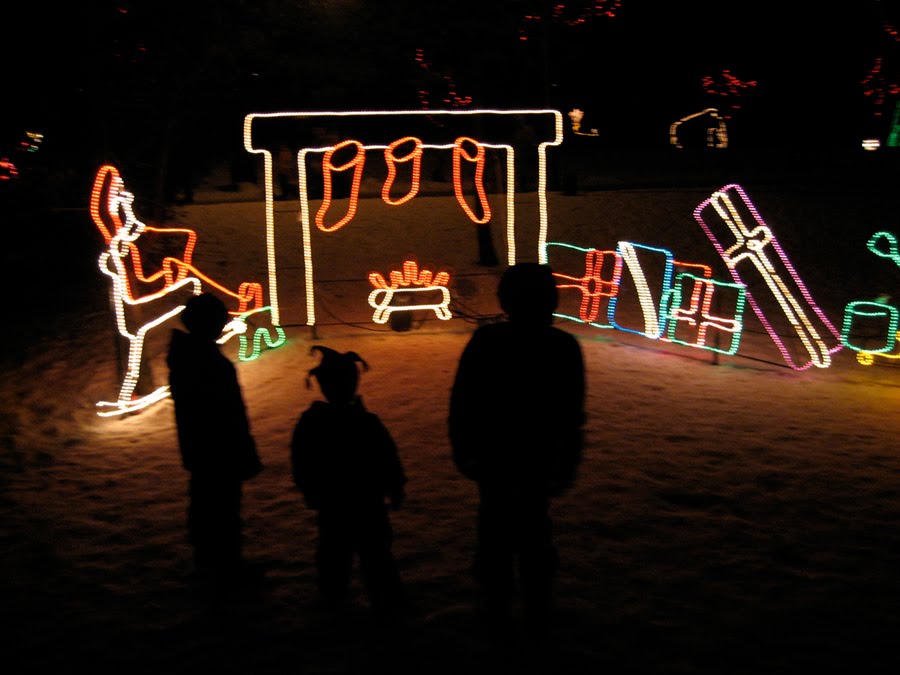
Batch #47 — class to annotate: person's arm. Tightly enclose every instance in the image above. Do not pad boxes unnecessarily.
[290,414,320,508]
[372,415,407,509]
[448,334,484,480]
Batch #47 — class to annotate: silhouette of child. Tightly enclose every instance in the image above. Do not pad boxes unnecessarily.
[449,263,586,637]
[291,346,407,613]
[167,293,264,585]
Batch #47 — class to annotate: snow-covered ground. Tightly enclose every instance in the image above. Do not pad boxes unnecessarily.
[3,157,900,673]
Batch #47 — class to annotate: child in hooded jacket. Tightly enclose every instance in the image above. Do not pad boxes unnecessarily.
[290,346,407,612]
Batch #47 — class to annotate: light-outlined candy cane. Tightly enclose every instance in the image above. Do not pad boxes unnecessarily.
[693,183,843,370]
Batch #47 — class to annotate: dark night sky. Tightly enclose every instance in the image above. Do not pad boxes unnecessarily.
[2,1,896,162]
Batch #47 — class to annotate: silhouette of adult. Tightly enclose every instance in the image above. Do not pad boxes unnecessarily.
[167,293,263,584]
[448,263,585,636]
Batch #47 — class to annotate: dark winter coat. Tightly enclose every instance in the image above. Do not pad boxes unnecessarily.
[448,321,585,497]
[167,329,261,480]
[290,398,406,512]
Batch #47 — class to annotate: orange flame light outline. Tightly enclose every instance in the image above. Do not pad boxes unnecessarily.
[367,260,452,324]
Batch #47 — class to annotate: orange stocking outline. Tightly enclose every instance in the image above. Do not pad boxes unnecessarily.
[452,136,492,224]
[382,136,423,206]
[316,139,366,232]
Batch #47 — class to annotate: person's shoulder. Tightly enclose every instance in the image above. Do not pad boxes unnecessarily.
[303,400,331,415]
[470,321,513,340]
[551,325,583,347]
[294,400,327,422]
[549,324,580,339]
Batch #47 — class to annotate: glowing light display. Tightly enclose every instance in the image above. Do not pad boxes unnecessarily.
[665,273,746,355]
[383,137,423,205]
[518,1,622,40]
[243,110,563,327]
[888,102,900,147]
[843,231,900,363]
[547,240,746,354]
[867,230,900,267]
[608,241,674,339]
[91,165,200,416]
[316,140,366,232]
[453,137,492,224]
[694,184,843,370]
[842,301,898,355]
[547,242,622,327]
[314,134,495,231]
[368,260,452,324]
[657,261,713,343]
[233,307,288,362]
[0,157,18,180]
[91,165,282,416]
[701,70,757,119]
[568,109,599,137]
[414,48,473,115]
[862,138,882,151]
[861,57,900,117]
[90,165,264,309]
[669,108,728,149]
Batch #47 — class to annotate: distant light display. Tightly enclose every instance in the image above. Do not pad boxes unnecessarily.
[701,70,757,119]
[519,1,622,40]
[669,108,728,149]
[888,102,900,147]
[694,184,843,370]
[568,109,599,137]
[19,130,43,153]
[414,48,473,117]
[861,57,900,117]
[0,157,18,180]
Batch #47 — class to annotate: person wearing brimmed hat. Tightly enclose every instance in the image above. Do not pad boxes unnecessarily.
[449,263,586,639]
[290,346,407,613]
[167,293,264,587]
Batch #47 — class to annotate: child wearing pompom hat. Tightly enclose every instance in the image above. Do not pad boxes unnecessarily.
[290,346,407,613]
